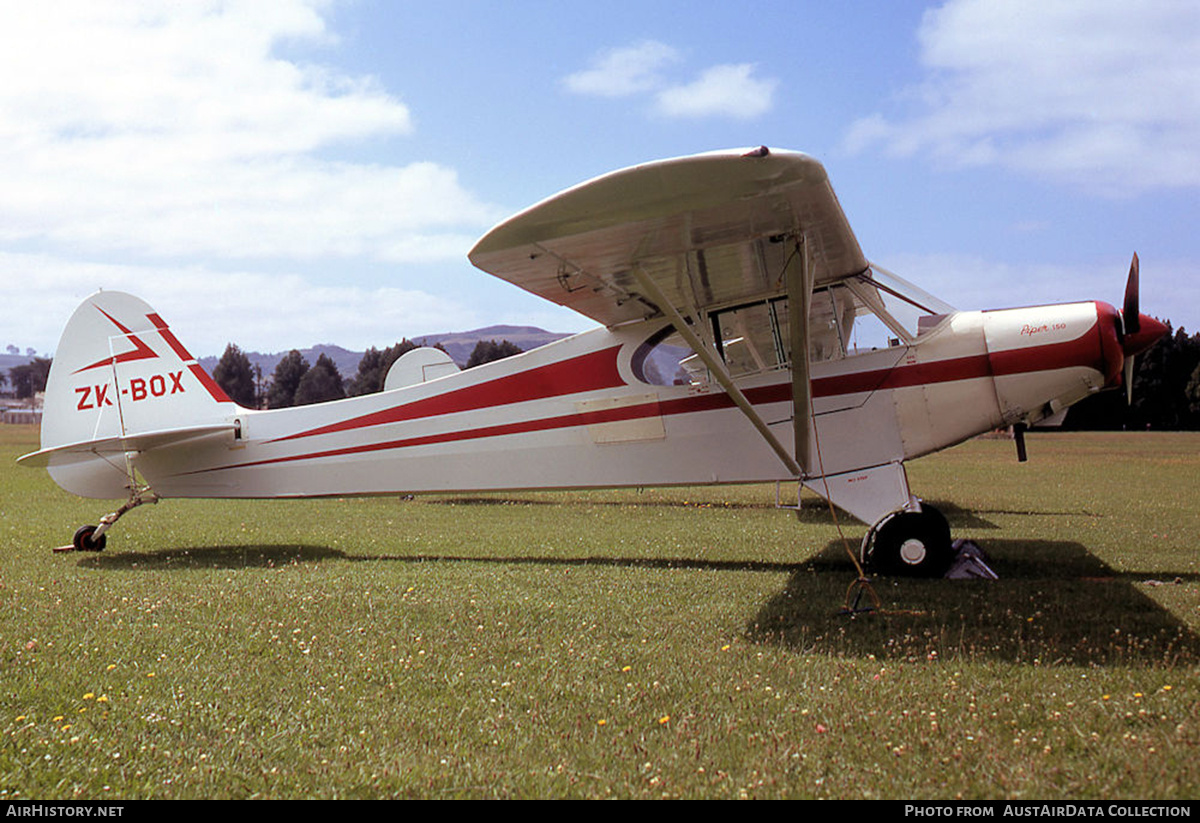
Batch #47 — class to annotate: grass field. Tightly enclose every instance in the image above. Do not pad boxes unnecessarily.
[1,424,1197,799]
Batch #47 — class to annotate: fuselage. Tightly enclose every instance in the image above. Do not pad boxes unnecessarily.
[131,299,1126,528]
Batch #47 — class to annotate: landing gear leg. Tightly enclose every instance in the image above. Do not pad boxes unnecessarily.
[864,503,953,578]
[57,484,159,553]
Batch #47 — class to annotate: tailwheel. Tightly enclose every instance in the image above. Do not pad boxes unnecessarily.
[54,484,158,555]
[72,525,107,552]
[866,504,953,578]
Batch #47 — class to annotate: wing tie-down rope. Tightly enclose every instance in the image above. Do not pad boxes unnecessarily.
[800,362,882,616]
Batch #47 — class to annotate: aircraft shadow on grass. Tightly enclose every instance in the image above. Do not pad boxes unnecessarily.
[76,544,347,570]
[75,543,805,574]
[422,495,1097,531]
[749,538,1200,667]
[68,496,1104,572]
[75,533,1199,668]
[425,495,792,512]
[419,496,1001,535]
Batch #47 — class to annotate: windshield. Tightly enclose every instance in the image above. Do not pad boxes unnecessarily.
[841,264,956,349]
[864,264,955,334]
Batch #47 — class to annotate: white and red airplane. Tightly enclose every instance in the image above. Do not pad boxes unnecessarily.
[19,148,1166,575]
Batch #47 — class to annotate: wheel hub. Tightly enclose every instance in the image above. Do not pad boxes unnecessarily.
[899,538,927,566]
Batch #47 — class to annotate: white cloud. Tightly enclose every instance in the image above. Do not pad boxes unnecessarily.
[0,1,503,262]
[564,42,777,120]
[562,40,680,97]
[655,64,777,120]
[844,0,1200,192]
[0,252,484,356]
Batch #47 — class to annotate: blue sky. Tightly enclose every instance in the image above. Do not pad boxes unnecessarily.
[2,0,1197,357]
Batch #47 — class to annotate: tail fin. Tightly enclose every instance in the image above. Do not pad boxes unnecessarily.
[23,291,239,498]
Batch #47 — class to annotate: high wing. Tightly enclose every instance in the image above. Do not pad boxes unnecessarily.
[470,147,875,479]
[468,147,869,327]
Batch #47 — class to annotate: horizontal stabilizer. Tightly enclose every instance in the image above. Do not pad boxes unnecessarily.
[17,423,236,468]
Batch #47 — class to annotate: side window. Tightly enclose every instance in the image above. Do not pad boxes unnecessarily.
[808,286,854,361]
[711,287,853,375]
[632,327,702,386]
[711,300,788,378]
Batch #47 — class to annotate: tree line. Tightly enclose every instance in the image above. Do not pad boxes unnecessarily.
[0,338,524,405]
[211,338,524,408]
[3,358,52,399]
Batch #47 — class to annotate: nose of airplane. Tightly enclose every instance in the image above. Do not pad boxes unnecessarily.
[1121,313,1168,358]
[1094,294,1167,394]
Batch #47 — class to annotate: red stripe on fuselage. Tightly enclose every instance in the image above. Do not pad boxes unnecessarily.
[811,355,992,397]
[191,397,669,474]
[810,319,1103,395]
[194,321,1104,475]
[987,323,1106,377]
[270,346,626,443]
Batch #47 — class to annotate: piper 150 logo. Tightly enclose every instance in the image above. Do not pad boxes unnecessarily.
[75,371,186,410]
[1020,321,1068,337]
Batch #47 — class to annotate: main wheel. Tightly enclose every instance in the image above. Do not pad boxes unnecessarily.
[866,505,952,577]
[72,525,107,552]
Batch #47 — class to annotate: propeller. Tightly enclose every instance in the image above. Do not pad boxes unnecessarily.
[1109,252,1168,404]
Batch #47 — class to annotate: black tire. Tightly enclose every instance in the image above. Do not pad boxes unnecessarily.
[72,525,107,552]
[866,505,952,577]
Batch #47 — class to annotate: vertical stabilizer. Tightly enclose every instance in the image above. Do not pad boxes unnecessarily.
[36,291,239,497]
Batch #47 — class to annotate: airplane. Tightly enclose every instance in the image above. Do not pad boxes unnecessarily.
[18,147,1167,576]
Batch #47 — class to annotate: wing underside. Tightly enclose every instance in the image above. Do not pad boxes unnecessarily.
[468,148,871,328]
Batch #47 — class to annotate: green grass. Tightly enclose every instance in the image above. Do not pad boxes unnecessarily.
[1,425,1197,799]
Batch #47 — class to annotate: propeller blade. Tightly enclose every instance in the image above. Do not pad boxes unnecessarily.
[1108,253,1166,404]
[1123,252,1140,335]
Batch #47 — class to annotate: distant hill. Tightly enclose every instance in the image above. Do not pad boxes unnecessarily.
[196,326,571,379]
[415,325,570,366]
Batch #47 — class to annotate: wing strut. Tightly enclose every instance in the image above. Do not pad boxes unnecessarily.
[786,237,814,474]
[628,263,804,479]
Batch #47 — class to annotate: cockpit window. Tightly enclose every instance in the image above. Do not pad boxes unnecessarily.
[632,266,956,385]
[711,299,787,376]
[633,286,858,386]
